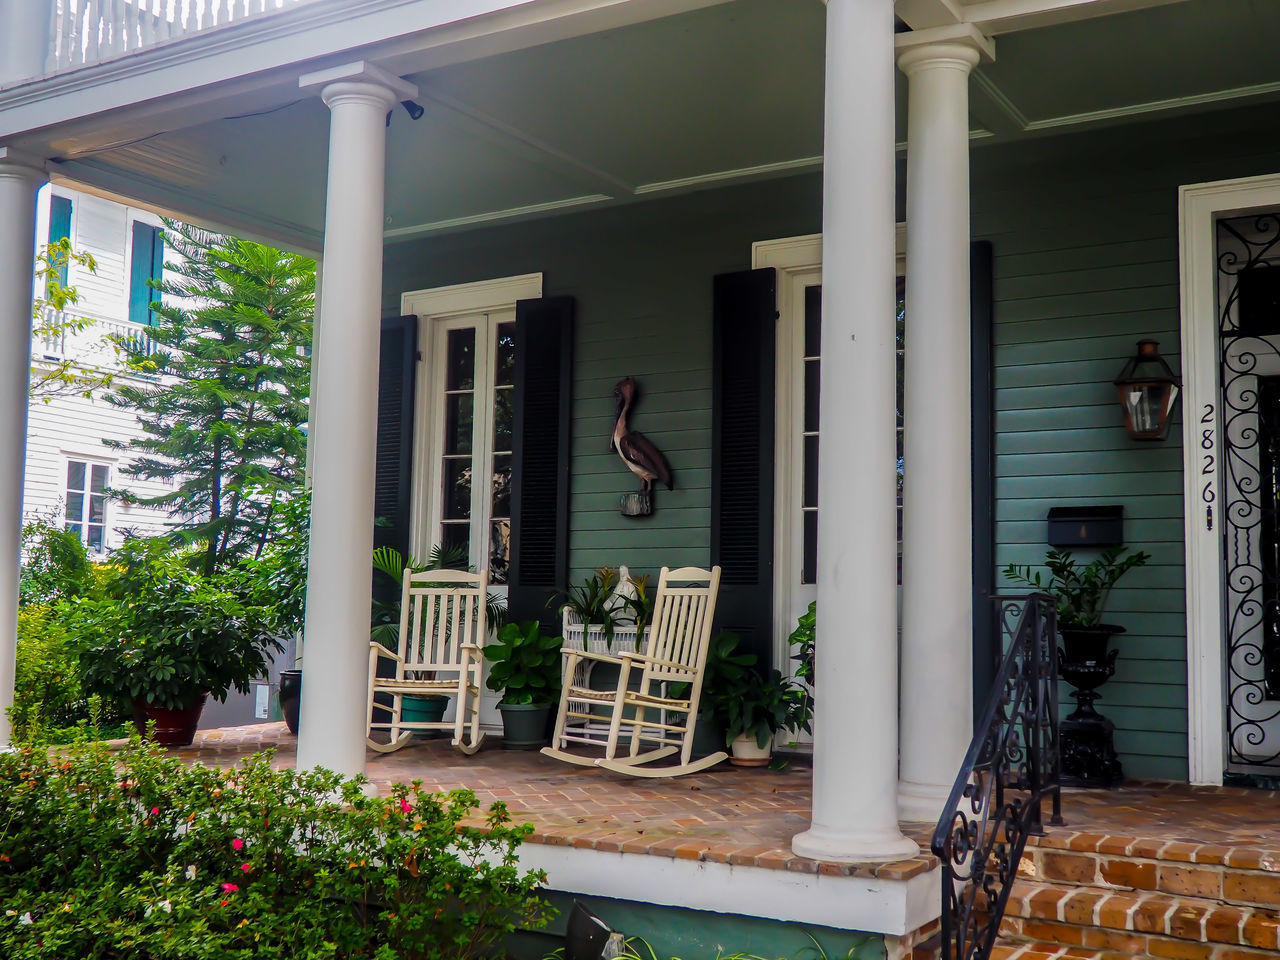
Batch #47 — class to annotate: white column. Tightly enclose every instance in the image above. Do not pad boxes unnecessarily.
[792,0,917,864]
[0,1,52,86]
[0,150,46,746]
[895,27,993,823]
[295,64,414,777]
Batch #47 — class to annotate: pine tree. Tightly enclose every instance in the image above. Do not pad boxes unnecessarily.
[107,220,314,575]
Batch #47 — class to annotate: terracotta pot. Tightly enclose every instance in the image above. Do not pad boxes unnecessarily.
[729,732,771,767]
[133,694,207,747]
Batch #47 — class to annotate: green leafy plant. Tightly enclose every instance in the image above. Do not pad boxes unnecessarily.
[553,566,622,645]
[0,735,550,959]
[1003,546,1151,628]
[619,572,655,636]
[74,542,283,710]
[789,601,815,686]
[29,238,116,401]
[718,668,813,750]
[484,620,563,706]
[10,606,81,742]
[18,514,92,607]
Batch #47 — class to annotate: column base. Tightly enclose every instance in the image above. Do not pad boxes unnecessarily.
[792,823,920,864]
[896,779,953,824]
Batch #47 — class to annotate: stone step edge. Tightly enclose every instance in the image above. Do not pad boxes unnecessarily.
[1028,831,1280,873]
[1006,879,1280,950]
[1020,846,1280,909]
[996,928,1280,960]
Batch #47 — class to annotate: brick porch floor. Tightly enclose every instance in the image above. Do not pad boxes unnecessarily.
[161,724,1280,883]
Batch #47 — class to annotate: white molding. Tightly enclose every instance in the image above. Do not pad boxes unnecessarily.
[383,195,613,241]
[510,841,940,937]
[1026,79,1280,133]
[400,273,542,320]
[960,0,1190,35]
[297,60,417,100]
[634,156,825,197]
[1177,171,1280,785]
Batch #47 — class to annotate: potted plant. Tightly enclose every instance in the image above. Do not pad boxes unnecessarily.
[682,630,758,757]
[75,543,282,747]
[713,667,813,767]
[483,620,563,749]
[1003,546,1150,662]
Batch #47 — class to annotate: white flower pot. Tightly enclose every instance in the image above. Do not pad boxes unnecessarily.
[729,732,772,767]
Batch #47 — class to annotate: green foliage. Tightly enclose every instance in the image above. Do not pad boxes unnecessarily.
[106,220,314,575]
[788,602,815,686]
[30,239,114,401]
[0,736,551,959]
[74,542,283,710]
[699,633,811,750]
[18,514,92,607]
[717,668,813,750]
[10,607,81,741]
[619,573,654,637]
[232,489,310,641]
[554,567,621,644]
[484,621,563,706]
[1003,546,1151,628]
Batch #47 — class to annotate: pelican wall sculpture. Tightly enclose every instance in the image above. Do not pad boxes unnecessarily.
[610,376,672,516]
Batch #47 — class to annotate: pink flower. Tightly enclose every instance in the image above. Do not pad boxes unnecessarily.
[231,839,244,851]
[240,863,251,873]
[220,883,239,893]
[151,807,159,816]
[399,799,412,814]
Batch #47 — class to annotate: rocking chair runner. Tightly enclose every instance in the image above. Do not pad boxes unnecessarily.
[542,565,724,777]
[366,568,487,755]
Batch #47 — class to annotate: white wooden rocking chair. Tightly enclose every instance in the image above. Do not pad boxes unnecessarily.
[366,568,487,755]
[542,565,724,777]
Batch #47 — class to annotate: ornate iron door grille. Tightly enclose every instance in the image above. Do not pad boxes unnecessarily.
[1217,212,1280,774]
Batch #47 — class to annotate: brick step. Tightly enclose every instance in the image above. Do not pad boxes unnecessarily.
[1004,879,1280,952]
[998,922,1280,959]
[989,939,1131,959]
[1021,835,1280,910]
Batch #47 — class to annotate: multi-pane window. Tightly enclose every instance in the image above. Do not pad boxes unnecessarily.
[65,460,108,551]
[434,316,516,584]
[798,281,906,586]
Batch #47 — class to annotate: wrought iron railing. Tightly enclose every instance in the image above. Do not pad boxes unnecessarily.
[931,593,1063,960]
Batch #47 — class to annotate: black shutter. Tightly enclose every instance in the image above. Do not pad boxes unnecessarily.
[508,296,574,626]
[970,241,998,713]
[374,314,418,575]
[711,268,777,669]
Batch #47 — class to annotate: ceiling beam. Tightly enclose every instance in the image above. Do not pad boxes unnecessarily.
[895,0,965,31]
[960,0,1191,35]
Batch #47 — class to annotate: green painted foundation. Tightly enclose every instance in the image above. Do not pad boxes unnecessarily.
[504,891,885,960]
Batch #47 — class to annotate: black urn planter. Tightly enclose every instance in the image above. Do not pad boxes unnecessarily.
[278,669,302,736]
[1058,624,1125,788]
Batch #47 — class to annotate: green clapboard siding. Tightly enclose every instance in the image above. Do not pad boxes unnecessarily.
[381,175,822,585]
[976,99,1280,780]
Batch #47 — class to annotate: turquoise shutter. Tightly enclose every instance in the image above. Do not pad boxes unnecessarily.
[129,223,162,325]
[48,196,72,287]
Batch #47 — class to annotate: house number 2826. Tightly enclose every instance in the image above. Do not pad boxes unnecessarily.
[1201,403,1215,530]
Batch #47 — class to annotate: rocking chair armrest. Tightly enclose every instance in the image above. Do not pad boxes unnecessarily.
[369,642,404,663]
[615,651,687,671]
[562,648,624,666]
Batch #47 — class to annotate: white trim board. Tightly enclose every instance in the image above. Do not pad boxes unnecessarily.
[1178,172,1280,785]
[509,842,940,938]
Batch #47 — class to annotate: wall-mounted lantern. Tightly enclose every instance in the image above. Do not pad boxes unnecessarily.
[1114,340,1181,441]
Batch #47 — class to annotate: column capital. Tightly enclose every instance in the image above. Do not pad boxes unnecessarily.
[299,60,417,109]
[895,23,994,74]
[0,146,47,182]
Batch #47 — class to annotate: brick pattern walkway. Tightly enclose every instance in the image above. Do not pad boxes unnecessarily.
[162,725,1280,902]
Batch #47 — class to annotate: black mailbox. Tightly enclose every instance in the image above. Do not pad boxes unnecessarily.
[1046,505,1124,548]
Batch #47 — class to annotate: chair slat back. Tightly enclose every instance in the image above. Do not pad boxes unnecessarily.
[642,566,721,684]
[396,568,488,672]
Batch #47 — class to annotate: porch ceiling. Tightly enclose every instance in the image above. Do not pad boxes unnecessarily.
[29,0,1280,251]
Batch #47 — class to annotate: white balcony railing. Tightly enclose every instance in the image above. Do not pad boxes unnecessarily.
[47,0,311,74]
[34,306,156,369]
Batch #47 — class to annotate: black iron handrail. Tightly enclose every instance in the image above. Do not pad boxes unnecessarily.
[931,593,1063,960]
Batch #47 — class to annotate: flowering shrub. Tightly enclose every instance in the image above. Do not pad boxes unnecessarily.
[0,736,550,959]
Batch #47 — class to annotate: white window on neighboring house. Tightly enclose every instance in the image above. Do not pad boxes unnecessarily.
[65,460,109,552]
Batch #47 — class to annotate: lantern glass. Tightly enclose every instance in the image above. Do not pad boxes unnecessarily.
[1114,340,1181,441]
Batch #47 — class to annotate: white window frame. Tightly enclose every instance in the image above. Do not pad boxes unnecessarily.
[753,229,907,681]
[63,456,111,554]
[401,273,543,586]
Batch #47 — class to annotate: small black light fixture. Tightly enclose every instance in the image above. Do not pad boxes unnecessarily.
[1113,339,1181,441]
[400,99,425,120]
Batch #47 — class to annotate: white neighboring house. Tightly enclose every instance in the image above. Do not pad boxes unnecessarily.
[27,184,174,554]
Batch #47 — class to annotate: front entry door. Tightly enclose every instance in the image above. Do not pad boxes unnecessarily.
[1217,211,1280,775]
